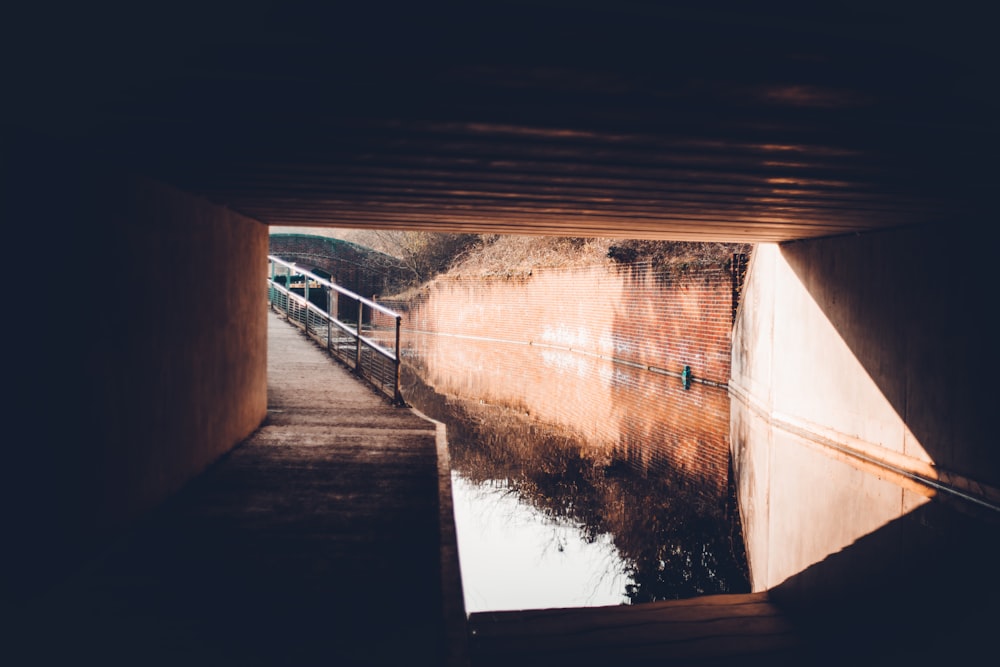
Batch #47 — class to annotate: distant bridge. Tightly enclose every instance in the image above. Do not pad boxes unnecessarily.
[268,233,409,302]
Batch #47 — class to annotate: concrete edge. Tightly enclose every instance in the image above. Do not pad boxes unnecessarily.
[729,380,1000,518]
[408,405,471,667]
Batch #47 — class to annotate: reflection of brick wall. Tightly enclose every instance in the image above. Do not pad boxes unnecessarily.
[377,262,734,496]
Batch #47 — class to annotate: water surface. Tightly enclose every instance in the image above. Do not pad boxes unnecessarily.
[399,336,750,613]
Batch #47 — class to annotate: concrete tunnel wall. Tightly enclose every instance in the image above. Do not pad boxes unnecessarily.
[730,227,999,621]
[5,148,269,600]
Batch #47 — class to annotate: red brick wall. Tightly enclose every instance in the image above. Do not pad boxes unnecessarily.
[378,262,735,495]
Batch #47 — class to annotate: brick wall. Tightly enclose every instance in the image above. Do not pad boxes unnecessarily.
[378,261,736,496]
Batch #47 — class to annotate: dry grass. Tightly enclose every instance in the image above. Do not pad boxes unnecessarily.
[271,226,751,287]
[447,235,751,279]
[447,235,616,277]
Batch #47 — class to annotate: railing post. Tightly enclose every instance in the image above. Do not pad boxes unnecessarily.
[285,265,292,320]
[269,260,276,306]
[304,276,310,331]
[394,314,403,406]
[355,298,363,373]
[326,286,332,351]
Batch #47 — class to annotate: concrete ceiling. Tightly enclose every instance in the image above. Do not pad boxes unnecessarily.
[6,1,997,241]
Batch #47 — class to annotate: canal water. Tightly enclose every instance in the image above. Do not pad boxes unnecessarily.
[398,331,750,614]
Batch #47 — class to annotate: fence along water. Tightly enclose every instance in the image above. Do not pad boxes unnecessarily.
[267,255,404,405]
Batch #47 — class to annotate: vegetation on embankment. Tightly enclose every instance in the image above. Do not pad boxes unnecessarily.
[271,226,751,293]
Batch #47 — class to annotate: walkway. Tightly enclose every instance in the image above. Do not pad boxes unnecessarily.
[12,310,466,667]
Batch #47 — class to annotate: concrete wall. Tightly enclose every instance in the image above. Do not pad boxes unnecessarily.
[730,227,999,632]
[5,142,269,600]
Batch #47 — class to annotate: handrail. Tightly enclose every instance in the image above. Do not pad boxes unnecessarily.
[269,256,400,318]
[267,255,405,406]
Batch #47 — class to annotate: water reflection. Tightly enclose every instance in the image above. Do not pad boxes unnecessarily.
[400,354,750,612]
[451,474,630,612]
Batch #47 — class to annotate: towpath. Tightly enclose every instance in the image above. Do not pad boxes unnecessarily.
[11,310,465,667]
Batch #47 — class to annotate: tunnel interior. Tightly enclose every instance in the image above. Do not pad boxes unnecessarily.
[4,2,999,663]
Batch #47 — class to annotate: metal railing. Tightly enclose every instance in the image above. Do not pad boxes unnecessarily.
[267,255,404,405]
